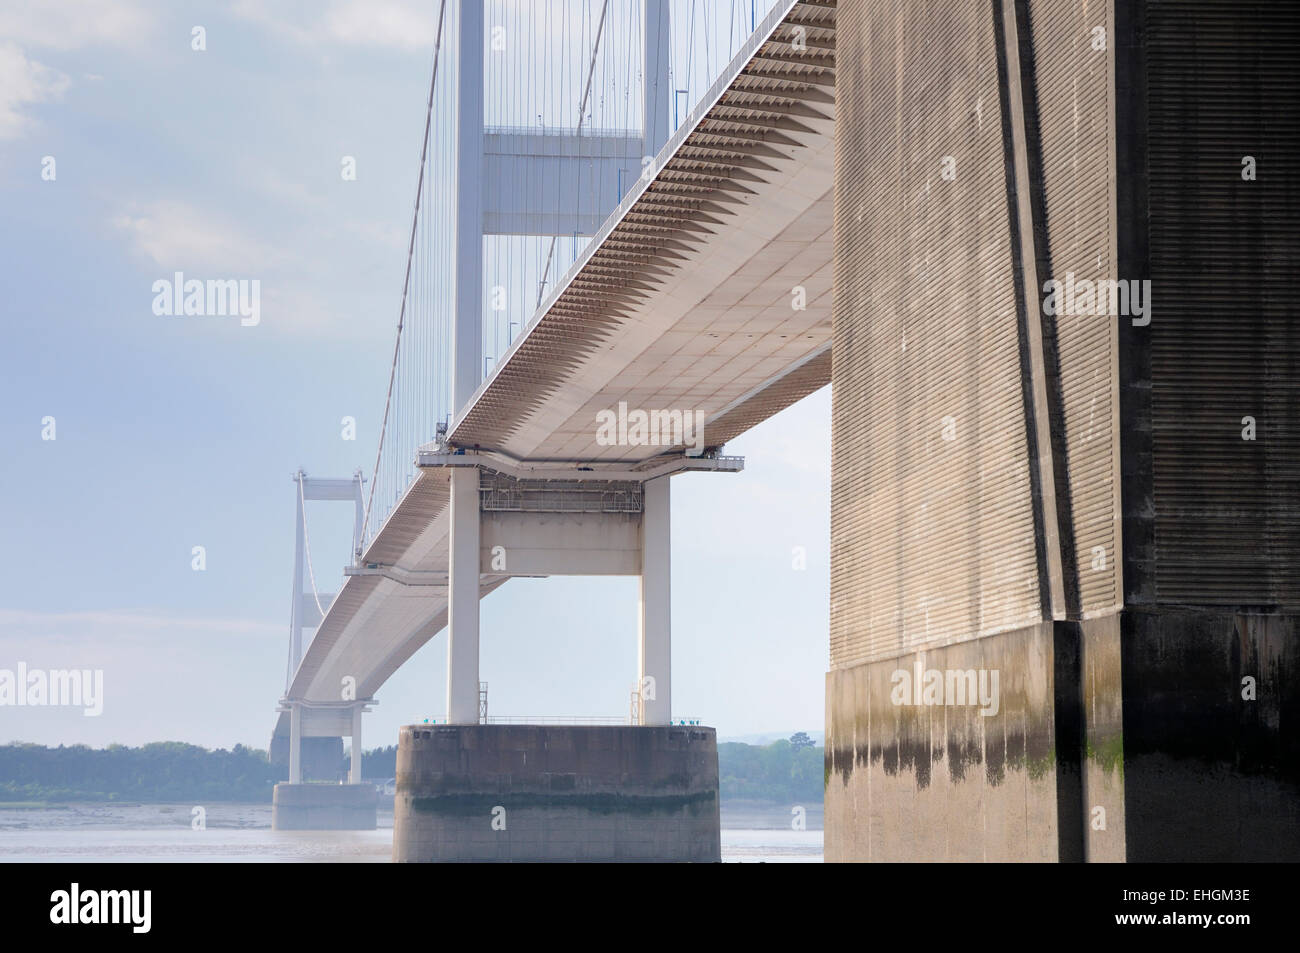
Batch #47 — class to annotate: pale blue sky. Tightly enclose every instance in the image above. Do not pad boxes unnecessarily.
[0,0,829,751]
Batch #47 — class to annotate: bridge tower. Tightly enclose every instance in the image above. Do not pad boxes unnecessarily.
[274,470,379,831]
[287,469,364,681]
[452,0,672,410]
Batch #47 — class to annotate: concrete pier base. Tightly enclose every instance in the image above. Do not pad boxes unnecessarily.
[272,783,378,831]
[825,609,1300,861]
[393,725,720,862]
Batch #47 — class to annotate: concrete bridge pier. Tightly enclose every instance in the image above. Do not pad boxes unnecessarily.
[393,724,720,863]
[272,699,377,831]
[825,0,1299,860]
[400,451,739,861]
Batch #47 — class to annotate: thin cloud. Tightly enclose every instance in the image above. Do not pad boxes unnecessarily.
[0,0,153,52]
[0,43,70,140]
[112,199,289,274]
[232,0,439,52]
[109,197,393,336]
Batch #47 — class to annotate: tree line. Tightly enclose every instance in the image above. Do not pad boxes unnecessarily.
[718,733,823,802]
[0,741,278,802]
[0,735,822,804]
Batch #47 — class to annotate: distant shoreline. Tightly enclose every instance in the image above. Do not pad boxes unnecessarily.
[2,735,824,805]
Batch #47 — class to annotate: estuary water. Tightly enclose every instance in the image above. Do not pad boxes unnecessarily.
[0,801,822,863]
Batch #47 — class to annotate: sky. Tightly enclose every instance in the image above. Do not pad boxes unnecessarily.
[0,0,829,752]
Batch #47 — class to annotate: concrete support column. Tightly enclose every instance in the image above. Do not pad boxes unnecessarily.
[288,702,302,784]
[639,476,671,725]
[350,706,363,784]
[447,467,482,724]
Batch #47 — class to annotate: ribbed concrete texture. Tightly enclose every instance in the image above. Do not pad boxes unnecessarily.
[272,783,378,831]
[829,0,1298,860]
[393,725,720,863]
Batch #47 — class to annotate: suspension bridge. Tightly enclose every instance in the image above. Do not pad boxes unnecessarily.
[270,0,835,848]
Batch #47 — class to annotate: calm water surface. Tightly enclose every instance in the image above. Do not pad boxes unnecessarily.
[0,802,822,863]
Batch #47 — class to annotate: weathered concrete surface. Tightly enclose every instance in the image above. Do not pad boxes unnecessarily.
[272,783,378,830]
[826,610,1300,861]
[1116,610,1300,862]
[825,622,1083,862]
[393,725,720,862]
[1080,615,1126,862]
